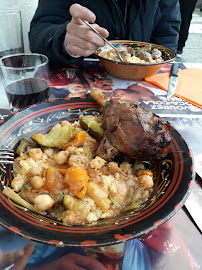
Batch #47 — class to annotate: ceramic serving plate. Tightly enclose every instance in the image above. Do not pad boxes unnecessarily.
[94,40,176,80]
[0,97,195,247]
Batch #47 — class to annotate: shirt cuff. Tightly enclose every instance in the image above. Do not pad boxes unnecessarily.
[63,40,81,58]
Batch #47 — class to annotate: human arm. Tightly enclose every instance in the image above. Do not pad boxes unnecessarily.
[29,1,108,66]
[29,0,78,66]
[150,0,181,51]
[25,253,107,270]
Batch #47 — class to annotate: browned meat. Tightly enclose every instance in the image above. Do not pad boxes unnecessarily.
[138,51,153,63]
[151,48,162,59]
[96,135,120,161]
[96,99,171,161]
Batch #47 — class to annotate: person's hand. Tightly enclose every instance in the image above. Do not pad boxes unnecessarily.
[25,253,107,270]
[0,242,34,270]
[65,4,109,57]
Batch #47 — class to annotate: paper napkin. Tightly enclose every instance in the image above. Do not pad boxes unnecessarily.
[145,68,202,108]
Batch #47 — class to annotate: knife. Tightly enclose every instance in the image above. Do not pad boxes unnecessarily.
[75,70,91,94]
[167,63,180,99]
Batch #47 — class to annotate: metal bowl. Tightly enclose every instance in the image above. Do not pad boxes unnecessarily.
[94,40,176,81]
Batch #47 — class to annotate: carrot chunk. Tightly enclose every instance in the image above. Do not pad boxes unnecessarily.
[43,167,65,192]
[64,166,89,199]
[63,130,86,149]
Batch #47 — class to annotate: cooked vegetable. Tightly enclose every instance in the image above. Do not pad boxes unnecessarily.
[2,187,45,214]
[34,194,54,212]
[43,167,65,193]
[90,89,108,106]
[31,121,75,148]
[30,176,44,190]
[86,181,111,211]
[11,177,24,192]
[4,113,155,225]
[121,194,142,212]
[16,138,29,155]
[79,115,103,141]
[121,202,141,212]
[64,166,89,199]
[63,194,86,211]
[63,130,86,149]
[56,168,67,176]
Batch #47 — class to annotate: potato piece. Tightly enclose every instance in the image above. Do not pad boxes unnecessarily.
[64,166,89,199]
[63,194,86,211]
[31,122,75,148]
[86,181,111,211]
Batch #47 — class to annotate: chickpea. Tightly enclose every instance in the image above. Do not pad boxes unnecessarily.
[28,167,42,178]
[66,146,77,154]
[120,162,131,174]
[54,151,69,165]
[43,148,54,158]
[29,148,43,161]
[11,177,24,192]
[34,194,54,212]
[138,175,153,189]
[30,176,44,189]
[107,162,119,173]
[74,148,85,155]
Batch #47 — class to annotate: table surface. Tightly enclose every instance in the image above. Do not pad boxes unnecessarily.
[0,60,201,270]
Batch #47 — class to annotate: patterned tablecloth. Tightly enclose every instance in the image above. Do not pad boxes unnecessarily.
[0,60,201,269]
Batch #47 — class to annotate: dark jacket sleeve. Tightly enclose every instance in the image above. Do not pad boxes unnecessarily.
[150,0,181,51]
[29,0,83,66]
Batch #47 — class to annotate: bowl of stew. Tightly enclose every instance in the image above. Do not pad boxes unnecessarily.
[94,40,176,81]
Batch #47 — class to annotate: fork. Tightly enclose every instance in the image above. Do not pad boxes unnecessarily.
[81,19,124,62]
[0,149,14,164]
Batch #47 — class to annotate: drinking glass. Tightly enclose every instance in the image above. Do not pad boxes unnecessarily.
[0,53,50,113]
[0,10,24,57]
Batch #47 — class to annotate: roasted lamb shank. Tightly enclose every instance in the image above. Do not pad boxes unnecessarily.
[91,91,171,161]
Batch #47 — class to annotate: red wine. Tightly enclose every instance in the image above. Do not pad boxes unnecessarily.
[5,78,50,111]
